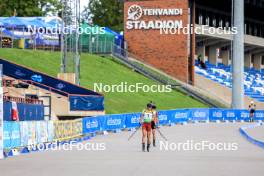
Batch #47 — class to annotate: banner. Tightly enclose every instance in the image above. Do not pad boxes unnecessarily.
[20,121,29,146]
[54,119,82,141]
[3,122,21,148]
[222,109,238,121]
[191,109,209,121]
[27,121,36,145]
[0,85,3,159]
[169,109,190,124]
[254,111,264,121]
[69,96,104,111]
[209,109,224,121]
[47,121,54,142]
[157,110,170,125]
[103,114,126,131]
[4,102,44,121]
[36,121,48,143]
[125,113,141,129]
[83,116,105,134]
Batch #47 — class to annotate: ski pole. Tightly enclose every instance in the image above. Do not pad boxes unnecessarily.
[157,127,168,141]
[128,123,141,141]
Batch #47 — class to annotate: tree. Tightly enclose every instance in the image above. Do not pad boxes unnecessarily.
[0,0,61,17]
[84,0,124,32]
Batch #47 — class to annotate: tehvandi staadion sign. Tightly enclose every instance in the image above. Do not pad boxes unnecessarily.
[126,4,183,30]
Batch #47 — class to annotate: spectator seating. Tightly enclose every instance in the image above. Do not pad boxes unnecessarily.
[195,60,264,102]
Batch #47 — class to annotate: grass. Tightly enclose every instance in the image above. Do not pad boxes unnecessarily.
[0,48,208,113]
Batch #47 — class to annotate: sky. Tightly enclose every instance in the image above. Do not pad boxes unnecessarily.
[80,0,90,12]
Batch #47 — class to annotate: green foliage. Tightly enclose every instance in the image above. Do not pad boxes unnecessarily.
[0,0,60,17]
[85,0,124,32]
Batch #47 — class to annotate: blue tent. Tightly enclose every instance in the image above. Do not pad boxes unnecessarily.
[28,18,54,29]
[28,19,47,28]
[2,16,30,28]
[0,21,3,27]
[104,27,119,36]
[47,20,62,29]
[1,29,22,39]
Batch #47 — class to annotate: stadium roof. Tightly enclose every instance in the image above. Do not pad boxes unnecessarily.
[195,0,264,23]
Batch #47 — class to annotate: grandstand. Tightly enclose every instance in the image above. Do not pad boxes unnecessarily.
[193,0,264,108]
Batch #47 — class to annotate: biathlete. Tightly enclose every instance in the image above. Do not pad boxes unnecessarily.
[140,103,155,152]
[151,103,158,147]
[249,101,256,122]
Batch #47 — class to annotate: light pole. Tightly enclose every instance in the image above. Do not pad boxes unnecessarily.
[232,0,244,109]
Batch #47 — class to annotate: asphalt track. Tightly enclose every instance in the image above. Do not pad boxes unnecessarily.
[0,123,264,176]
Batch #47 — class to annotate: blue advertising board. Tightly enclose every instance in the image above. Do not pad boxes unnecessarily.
[83,116,105,133]
[191,109,209,121]
[125,113,141,129]
[103,114,126,131]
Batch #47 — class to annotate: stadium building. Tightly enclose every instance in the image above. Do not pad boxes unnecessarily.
[124,0,264,108]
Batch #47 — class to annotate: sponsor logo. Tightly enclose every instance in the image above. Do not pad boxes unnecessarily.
[127,5,143,20]
[226,111,235,118]
[175,112,188,119]
[159,114,168,121]
[31,74,42,83]
[240,111,249,118]
[107,118,122,126]
[15,70,26,77]
[212,111,222,118]
[193,111,207,118]
[56,83,65,89]
[86,120,99,129]
[131,116,140,123]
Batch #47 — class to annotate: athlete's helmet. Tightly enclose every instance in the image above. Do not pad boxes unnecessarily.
[251,101,254,104]
[151,102,156,109]
[147,103,152,108]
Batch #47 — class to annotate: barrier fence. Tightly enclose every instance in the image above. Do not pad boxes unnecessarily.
[82,108,264,134]
[3,108,264,149]
[239,123,264,148]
